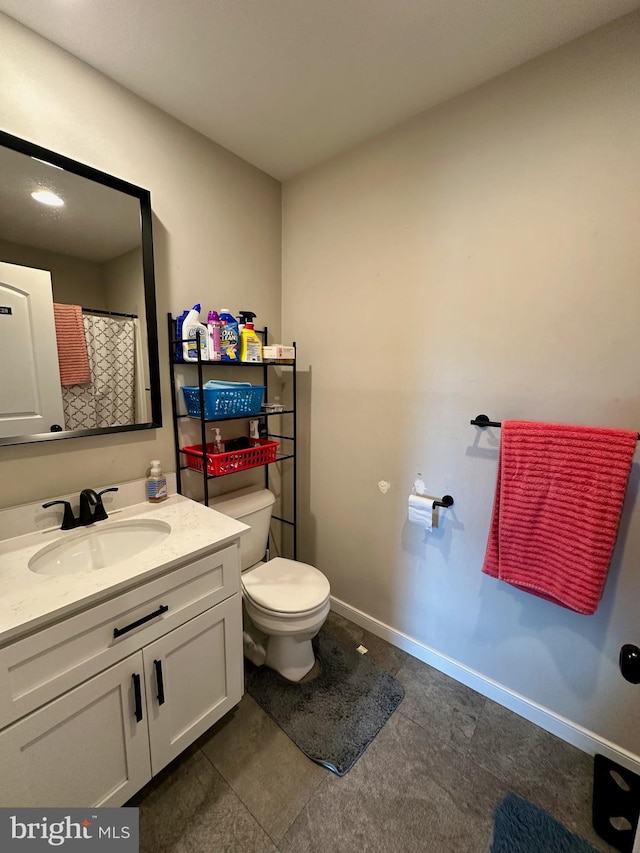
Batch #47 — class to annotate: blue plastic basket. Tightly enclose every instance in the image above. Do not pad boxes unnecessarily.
[181,384,265,420]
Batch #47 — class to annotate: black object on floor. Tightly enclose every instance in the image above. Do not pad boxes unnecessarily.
[490,793,600,852]
[245,628,404,776]
[592,753,640,852]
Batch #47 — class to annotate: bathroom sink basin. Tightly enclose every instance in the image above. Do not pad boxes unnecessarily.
[28,519,171,576]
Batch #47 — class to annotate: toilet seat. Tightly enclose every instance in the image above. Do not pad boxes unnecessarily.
[244,593,330,623]
[242,557,330,615]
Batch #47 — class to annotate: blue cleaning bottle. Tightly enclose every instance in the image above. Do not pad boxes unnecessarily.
[218,308,239,361]
[174,310,189,361]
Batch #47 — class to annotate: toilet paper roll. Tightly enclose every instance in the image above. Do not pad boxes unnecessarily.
[408,494,434,531]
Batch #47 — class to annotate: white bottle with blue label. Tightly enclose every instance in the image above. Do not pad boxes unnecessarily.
[182,304,208,361]
[147,460,168,502]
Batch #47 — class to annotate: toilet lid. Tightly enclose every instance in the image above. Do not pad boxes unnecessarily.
[242,557,330,614]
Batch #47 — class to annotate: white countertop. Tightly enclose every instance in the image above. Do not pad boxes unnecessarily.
[0,494,248,645]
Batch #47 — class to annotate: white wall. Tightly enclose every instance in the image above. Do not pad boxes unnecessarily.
[0,13,281,509]
[0,237,108,307]
[282,11,640,758]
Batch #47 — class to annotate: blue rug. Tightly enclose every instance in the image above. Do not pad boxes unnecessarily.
[490,794,601,852]
[246,628,404,776]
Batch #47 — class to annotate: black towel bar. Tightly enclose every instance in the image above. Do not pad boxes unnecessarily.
[470,414,640,441]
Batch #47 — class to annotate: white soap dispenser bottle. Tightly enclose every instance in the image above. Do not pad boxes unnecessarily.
[212,428,224,454]
[147,460,168,503]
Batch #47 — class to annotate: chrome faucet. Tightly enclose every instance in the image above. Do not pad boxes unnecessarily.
[42,487,119,530]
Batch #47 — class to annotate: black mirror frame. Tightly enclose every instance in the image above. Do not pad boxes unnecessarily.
[0,129,162,446]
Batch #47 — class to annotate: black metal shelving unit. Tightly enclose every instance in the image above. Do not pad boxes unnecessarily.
[167,313,298,559]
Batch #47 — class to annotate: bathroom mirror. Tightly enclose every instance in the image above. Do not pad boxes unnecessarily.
[0,129,161,446]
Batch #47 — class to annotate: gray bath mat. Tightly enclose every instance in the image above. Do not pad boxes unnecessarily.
[245,628,405,776]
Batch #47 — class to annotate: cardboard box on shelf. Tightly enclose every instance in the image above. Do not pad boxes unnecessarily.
[263,345,295,361]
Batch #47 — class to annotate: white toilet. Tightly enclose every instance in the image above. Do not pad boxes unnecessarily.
[211,486,330,682]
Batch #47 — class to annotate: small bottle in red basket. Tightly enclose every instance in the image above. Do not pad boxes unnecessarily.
[212,428,224,454]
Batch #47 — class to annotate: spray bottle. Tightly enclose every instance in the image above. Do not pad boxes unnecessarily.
[239,312,262,363]
[237,311,256,338]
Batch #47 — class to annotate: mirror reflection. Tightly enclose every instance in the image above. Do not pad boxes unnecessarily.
[0,131,161,446]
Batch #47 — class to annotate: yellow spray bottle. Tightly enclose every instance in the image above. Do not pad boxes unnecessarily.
[239,312,263,363]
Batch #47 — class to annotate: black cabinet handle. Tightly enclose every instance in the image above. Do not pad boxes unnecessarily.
[113,604,169,639]
[154,659,165,705]
[132,673,143,722]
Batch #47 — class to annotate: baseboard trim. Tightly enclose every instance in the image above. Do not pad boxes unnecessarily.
[330,595,640,776]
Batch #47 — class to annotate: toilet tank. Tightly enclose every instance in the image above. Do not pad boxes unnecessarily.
[210,487,275,571]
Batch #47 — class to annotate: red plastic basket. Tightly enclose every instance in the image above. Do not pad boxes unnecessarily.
[182,438,279,477]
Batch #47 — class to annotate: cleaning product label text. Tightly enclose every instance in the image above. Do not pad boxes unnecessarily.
[220,325,238,360]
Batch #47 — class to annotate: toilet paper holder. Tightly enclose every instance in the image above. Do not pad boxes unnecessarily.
[434,495,454,508]
[412,493,454,508]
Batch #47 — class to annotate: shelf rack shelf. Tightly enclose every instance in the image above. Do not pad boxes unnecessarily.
[167,313,297,559]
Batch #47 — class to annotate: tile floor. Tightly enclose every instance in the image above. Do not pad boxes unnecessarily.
[128,611,614,852]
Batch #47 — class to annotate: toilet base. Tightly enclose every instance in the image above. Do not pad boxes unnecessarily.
[265,634,316,682]
[242,597,330,682]
[243,630,266,667]
[242,622,317,681]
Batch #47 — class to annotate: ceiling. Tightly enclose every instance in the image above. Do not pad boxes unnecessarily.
[0,0,638,180]
[0,142,143,262]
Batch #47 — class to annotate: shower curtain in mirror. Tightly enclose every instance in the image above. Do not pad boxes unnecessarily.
[62,314,138,429]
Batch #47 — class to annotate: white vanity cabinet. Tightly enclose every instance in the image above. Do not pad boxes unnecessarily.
[0,651,151,807]
[0,541,244,807]
[142,594,241,773]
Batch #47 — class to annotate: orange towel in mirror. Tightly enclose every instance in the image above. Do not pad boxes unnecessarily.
[53,303,91,386]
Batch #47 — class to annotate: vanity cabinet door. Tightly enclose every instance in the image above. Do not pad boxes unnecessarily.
[0,652,151,808]
[143,595,243,775]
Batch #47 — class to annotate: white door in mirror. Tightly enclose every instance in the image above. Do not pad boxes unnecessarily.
[0,261,65,438]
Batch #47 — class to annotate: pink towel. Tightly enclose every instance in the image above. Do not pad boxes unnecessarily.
[482,421,637,615]
[53,303,91,386]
